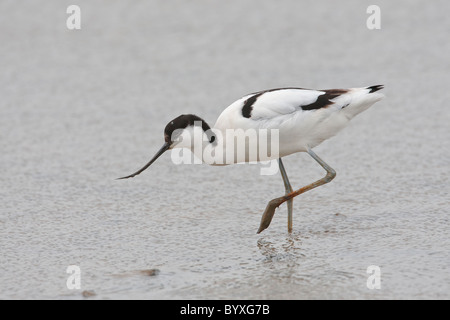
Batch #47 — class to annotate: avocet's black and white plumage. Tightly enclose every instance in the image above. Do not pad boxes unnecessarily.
[119,85,385,233]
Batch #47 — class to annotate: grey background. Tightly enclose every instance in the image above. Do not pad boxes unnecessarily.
[0,0,449,299]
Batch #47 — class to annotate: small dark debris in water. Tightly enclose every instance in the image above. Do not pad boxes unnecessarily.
[139,269,160,276]
[334,213,346,218]
[82,290,96,298]
[112,268,160,278]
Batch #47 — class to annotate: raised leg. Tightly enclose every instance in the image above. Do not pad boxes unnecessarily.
[257,147,336,234]
[278,158,293,233]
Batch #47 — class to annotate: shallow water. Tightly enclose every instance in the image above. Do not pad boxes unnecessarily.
[0,0,449,299]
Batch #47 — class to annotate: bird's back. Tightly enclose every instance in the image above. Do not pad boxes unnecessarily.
[213,85,384,160]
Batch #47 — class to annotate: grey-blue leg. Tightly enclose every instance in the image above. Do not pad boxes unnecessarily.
[278,158,293,233]
[258,147,336,233]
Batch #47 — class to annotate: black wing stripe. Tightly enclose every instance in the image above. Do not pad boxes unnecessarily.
[242,87,350,118]
[301,89,348,110]
[242,92,264,118]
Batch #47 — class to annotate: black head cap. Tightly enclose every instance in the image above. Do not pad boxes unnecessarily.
[164,114,215,144]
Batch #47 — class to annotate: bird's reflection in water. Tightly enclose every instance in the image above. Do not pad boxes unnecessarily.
[257,232,305,263]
